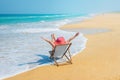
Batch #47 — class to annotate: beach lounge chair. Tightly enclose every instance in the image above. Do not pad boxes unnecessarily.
[50,43,72,66]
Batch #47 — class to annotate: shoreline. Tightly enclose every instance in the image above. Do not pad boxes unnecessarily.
[1,34,87,80]
[0,14,89,80]
[0,32,87,80]
[5,13,120,80]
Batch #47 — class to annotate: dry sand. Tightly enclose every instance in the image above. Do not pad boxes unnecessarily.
[5,13,120,80]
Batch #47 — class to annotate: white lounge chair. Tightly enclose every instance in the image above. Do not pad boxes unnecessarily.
[50,43,72,66]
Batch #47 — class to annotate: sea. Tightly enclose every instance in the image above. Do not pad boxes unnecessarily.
[0,14,90,79]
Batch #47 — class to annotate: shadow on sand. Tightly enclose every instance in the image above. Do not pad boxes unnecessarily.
[18,54,54,66]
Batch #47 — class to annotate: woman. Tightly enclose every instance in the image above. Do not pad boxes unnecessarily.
[41,32,79,48]
[41,32,79,57]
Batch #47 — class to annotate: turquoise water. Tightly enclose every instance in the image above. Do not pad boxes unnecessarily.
[0,14,89,79]
[0,14,87,24]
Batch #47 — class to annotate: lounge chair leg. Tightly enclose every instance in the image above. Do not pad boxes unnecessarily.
[54,58,59,66]
[65,55,72,64]
[68,50,72,63]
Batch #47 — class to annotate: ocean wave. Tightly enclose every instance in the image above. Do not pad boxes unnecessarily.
[0,25,9,30]
[14,28,59,33]
[0,15,92,34]
[0,14,93,25]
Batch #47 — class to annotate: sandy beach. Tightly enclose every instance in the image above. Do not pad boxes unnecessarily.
[5,13,120,80]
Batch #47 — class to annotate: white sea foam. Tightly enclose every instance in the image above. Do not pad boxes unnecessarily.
[0,26,8,30]
[14,28,59,33]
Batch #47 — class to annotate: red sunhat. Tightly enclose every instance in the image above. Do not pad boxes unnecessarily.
[54,37,66,45]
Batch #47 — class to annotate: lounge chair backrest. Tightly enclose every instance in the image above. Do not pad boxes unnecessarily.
[53,43,71,58]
